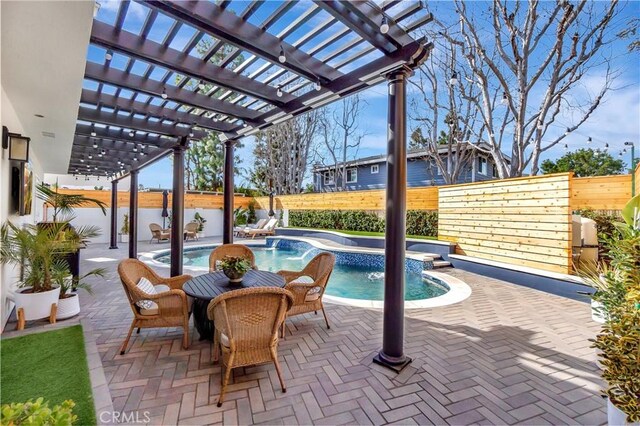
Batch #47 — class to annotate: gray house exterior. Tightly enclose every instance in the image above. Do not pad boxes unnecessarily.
[313,148,505,192]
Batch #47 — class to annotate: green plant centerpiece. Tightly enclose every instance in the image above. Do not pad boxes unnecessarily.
[193,212,207,232]
[581,195,640,424]
[219,255,252,283]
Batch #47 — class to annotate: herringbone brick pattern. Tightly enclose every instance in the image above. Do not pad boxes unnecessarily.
[75,241,606,425]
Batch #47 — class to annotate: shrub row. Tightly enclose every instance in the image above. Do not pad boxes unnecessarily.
[288,210,438,237]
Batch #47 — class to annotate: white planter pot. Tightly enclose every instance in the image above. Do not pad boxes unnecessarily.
[13,287,60,321]
[608,398,639,426]
[197,232,205,238]
[120,234,129,243]
[592,300,606,323]
[56,293,80,320]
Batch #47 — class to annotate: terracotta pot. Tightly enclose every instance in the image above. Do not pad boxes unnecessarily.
[12,286,60,321]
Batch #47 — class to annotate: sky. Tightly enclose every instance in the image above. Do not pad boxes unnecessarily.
[88,0,640,189]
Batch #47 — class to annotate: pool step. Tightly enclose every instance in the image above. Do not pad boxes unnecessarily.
[433,260,452,269]
[420,255,452,270]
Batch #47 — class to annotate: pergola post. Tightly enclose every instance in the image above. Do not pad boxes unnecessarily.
[374,67,412,372]
[109,179,118,249]
[128,170,139,259]
[170,143,186,276]
[223,140,235,244]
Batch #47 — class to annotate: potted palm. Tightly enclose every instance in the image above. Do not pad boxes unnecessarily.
[52,260,106,320]
[37,182,106,222]
[219,255,252,283]
[0,221,103,326]
[582,195,640,425]
[120,214,129,243]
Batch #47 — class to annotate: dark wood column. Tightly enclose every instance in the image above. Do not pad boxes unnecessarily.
[170,144,186,276]
[109,180,118,249]
[373,67,412,372]
[223,140,235,244]
[128,170,139,259]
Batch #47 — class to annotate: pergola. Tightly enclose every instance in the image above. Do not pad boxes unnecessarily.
[74,0,432,372]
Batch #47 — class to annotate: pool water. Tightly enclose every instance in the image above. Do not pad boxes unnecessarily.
[156,245,448,301]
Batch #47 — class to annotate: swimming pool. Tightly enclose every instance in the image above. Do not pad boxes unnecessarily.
[153,239,449,302]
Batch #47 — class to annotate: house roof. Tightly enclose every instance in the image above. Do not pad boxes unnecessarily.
[313,142,510,172]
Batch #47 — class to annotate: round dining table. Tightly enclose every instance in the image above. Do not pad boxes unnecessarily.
[182,269,285,340]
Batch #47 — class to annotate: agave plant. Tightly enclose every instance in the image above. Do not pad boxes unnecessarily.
[0,221,101,293]
[37,182,106,222]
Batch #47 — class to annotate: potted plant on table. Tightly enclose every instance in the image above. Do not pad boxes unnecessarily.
[581,195,640,425]
[120,213,129,243]
[219,255,252,283]
[0,221,105,328]
[194,212,207,238]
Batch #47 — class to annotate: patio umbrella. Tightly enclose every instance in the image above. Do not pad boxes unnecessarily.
[161,190,169,228]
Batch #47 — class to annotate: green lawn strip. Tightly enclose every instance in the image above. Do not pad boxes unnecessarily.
[1,325,96,425]
[285,227,438,240]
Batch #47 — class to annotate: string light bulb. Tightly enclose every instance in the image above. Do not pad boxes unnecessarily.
[587,137,592,144]
[278,45,286,63]
[161,87,168,99]
[380,16,389,34]
[604,143,609,151]
[501,92,508,105]
[93,141,98,148]
[276,87,283,98]
[198,80,206,90]
[314,79,321,91]
[449,71,458,86]
[105,49,113,61]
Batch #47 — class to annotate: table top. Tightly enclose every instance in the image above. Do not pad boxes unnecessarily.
[182,269,285,300]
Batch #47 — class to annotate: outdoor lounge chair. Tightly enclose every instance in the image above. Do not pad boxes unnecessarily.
[149,223,170,243]
[209,243,258,272]
[184,222,199,241]
[234,218,267,237]
[117,259,192,354]
[244,218,277,239]
[277,252,335,334]
[207,287,293,406]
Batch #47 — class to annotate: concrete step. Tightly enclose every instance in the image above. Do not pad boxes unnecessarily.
[433,260,452,269]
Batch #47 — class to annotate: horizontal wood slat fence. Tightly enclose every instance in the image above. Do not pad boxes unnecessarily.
[56,189,252,209]
[438,173,572,274]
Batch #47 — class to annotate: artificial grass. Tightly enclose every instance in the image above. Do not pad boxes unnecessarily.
[286,227,438,240]
[1,325,96,425]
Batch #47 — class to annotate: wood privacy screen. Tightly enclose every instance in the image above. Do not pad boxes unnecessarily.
[254,187,439,211]
[438,173,573,274]
[571,175,632,211]
[56,189,252,209]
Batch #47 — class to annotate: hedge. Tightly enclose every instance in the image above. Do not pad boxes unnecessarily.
[288,210,438,237]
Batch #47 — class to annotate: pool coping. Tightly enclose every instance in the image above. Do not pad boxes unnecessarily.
[139,237,472,310]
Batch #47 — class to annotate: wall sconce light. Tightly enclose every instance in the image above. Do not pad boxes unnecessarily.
[2,126,30,162]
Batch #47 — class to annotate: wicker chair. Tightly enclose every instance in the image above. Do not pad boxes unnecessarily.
[184,222,199,241]
[207,287,294,406]
[117,259,192,354]
[208,244,258,272]
[277,252,335,333]
[149,223,170,243]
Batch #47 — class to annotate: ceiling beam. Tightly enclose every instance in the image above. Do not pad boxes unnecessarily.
[77,106,208,139]
[74,123,178,147]
[81,89,235,133]
[316,1,415,54]
[91,20,291,106]
[84,62,262,123]
[144,0,342,84]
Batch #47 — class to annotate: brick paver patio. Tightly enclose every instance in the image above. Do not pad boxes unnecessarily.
[7,238,606,425]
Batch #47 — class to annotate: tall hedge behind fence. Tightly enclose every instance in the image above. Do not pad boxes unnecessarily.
[289,210,438,237]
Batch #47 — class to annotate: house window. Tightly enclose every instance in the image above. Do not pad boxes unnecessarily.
[346,168,358,183]
[478,157,488,175]
[323,171,334,185]
[371,164,379,174]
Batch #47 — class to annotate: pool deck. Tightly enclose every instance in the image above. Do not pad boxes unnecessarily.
[4,236,606,425]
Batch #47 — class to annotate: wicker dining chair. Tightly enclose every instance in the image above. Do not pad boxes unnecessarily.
[207,287,294,406]
[149,223,170,243]
[117,259,192,354]
[208,244,258,272]
[184,222,199,241]
[277,252,336,333]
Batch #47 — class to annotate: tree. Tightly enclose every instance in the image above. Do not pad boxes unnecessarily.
[249,112,320,195]
[540,148,625,177]
[317,95,367,191]
[425,0,623,177]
